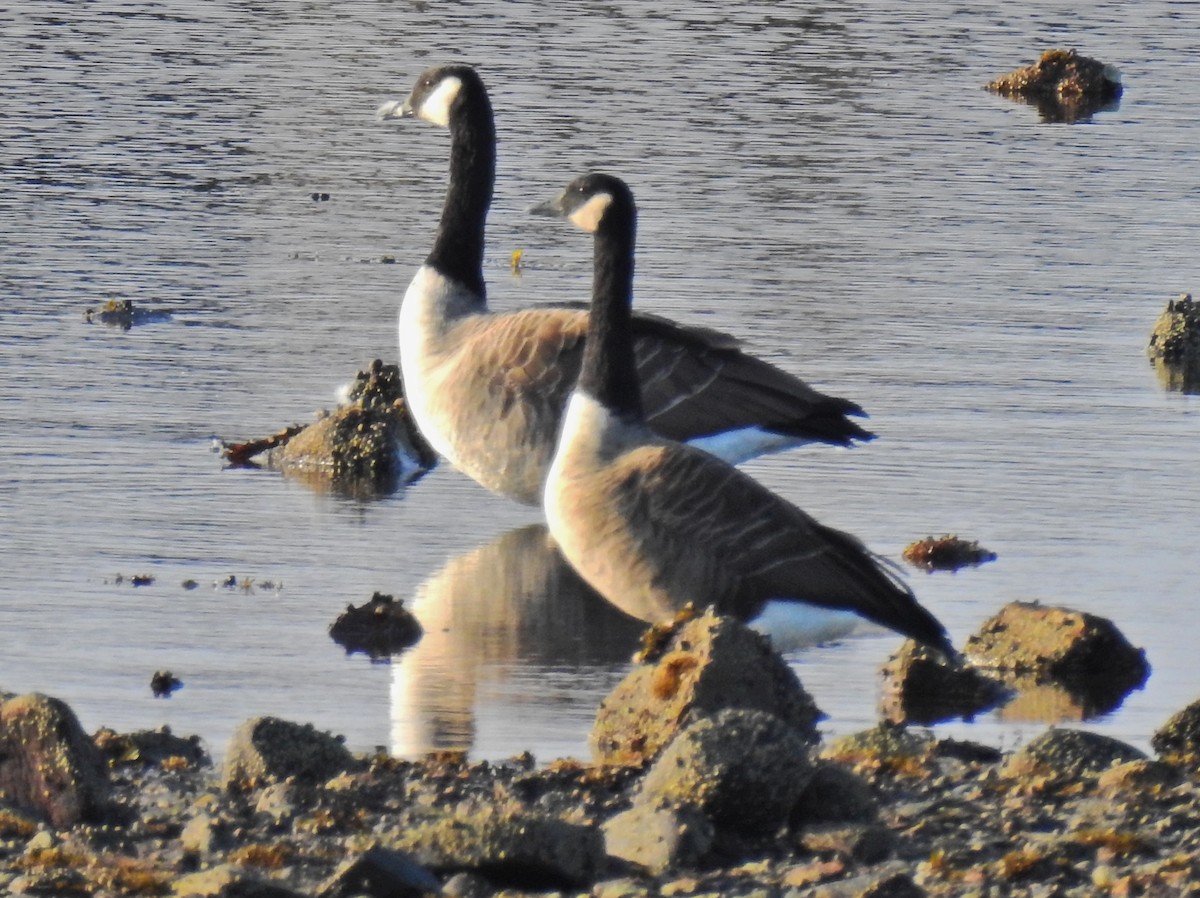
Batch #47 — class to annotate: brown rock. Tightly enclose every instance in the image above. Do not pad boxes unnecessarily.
[821,724,939,777]
[987,48,1122,122]
[602,803,714,875]
[385,806,603,889]
[591,610,822,766]
[879,640,1008,725]
[0,693,110,827]
[791,761,879,826]
[1001,728,1146,782]
[1151,698,1200,762]
[1148,294,1200,394]
[222,718,354,790]
[636,708,816,835]
[328,591,423,660]
[964,601,1149,714]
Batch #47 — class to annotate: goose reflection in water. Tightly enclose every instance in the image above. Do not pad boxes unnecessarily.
[390,525,883,758]
[390,524,645,758]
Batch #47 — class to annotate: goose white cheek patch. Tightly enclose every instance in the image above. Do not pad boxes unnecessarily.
[419,76,463,128]
[568,192,613,234]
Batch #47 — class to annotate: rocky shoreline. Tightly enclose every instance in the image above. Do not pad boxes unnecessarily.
[3,609,1197,898]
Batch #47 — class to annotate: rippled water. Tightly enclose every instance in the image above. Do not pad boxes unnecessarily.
[2,1,1197,761]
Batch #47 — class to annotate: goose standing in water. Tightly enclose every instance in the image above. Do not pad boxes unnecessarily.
[535,173,953,655]
[376,64,873,506]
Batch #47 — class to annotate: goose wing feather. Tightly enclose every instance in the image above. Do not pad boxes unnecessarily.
[611,442,949,652]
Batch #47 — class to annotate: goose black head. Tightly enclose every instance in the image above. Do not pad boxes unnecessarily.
[531,172,635,235]
[377,64,488,128]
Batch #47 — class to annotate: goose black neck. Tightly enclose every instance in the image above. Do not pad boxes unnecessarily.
[580,201,642,422]
[427,86,494,299]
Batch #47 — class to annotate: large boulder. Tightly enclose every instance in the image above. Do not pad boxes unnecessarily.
[591,610,822,767]
[0,692,110,827]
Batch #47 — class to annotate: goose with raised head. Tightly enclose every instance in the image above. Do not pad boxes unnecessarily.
[536,172,953,655]
[377,64,873,507]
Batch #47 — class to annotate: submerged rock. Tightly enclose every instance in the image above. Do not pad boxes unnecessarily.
[987,48,1122,122]
[328,591,423,660]
[83,298,173,330]
[901,535,996,573]
[222,359,437,497]
[1148,293,1200,393]
[964,601,1149,720]
[0,692,111,827]
[591,609,823,767]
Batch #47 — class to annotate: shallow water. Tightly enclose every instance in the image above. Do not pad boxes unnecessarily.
[1,1,1197,761]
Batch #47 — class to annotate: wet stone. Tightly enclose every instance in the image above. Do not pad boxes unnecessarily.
[879,641,1008,726]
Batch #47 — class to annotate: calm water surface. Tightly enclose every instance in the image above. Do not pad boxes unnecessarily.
[1,1,1197,761]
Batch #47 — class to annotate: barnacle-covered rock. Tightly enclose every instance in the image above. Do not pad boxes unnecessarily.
[964,601,1148,720]
[328,591,423,660]
[1148,294,1200,393]
[987,49,1122,122]
[83,298,173,330]
[222,359,437,496]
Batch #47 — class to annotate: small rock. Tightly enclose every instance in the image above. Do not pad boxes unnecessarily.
[986,48,1122,122]
[441,871,493,898]
[592,610,823,766]
[637,708,815,834]
[180,812,233,856]
[879,641,1008,725]
[1001,728,1146,781]
[602,803,714,875]
[791,761,879,825]
[94,725,210,769]
[151,670,183,697]
[386,807,602,889]
[798,822,895,865]
[173,863,305,897]
[317,846,442,897]
[1095,759,1184,796]
[253,781,299,824]
[821,724,939,778]
[222,717,354,790]
[0,692,111,827]
[329,591,423,659]
[901,535,996,572]
[1151,698,1200,762]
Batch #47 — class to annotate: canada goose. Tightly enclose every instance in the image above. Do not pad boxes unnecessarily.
[377,64,872,507]
[537,173,953,655]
